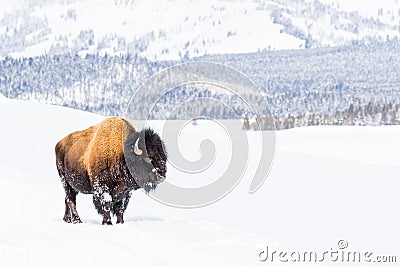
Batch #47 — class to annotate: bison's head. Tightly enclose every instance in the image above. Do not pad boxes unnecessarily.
[124,128,167,193]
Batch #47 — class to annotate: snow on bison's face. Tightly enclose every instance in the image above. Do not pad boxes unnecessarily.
[124,128,167,193]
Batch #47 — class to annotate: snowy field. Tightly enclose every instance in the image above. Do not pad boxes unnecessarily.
[0,94,399,266]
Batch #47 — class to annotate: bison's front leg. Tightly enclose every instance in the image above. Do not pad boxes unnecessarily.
[93,185,113,225]
[113,190,132,224]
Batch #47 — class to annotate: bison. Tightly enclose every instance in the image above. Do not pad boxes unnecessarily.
[55,117,167,225]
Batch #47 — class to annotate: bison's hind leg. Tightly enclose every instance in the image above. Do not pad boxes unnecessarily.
[62,180,82,224]
[63,197,72,223]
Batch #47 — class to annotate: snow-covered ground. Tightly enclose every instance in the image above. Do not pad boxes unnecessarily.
[0,95,399,266]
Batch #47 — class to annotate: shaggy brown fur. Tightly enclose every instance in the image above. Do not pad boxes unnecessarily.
[55,117,167,225]
[82,117,133,183]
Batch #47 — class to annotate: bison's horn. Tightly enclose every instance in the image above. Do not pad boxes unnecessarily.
[134,137,143,156]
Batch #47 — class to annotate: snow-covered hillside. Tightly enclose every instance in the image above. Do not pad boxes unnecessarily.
[0,96,399,266]
[0,0,399,60]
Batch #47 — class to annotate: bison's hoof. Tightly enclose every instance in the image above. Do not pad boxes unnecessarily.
[72,218,82,224]
[102,220,113,225]
[63,215,72,223]
[116,214,124,224]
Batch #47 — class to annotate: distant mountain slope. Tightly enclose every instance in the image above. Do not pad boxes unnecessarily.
[1,42,400,127]
[0,0,399,60]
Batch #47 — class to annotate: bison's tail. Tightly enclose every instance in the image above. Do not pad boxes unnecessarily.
[55,141,65,179]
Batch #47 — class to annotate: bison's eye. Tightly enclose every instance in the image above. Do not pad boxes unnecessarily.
[143,157,152,164]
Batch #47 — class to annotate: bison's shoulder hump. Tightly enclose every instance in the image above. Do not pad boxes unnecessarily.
[82,117,136,174]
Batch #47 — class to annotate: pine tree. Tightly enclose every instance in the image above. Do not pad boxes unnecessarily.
[242,114,250,130]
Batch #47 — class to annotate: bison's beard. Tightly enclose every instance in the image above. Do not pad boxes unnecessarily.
[141,181,159,193]
[134,176,160,194]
